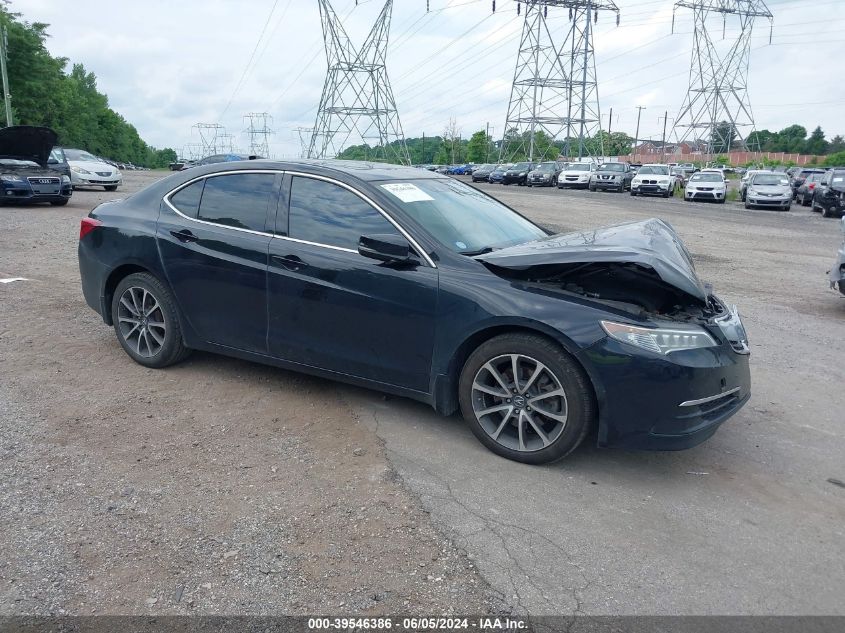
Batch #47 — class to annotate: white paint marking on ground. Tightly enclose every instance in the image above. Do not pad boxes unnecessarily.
[0,278,28,284]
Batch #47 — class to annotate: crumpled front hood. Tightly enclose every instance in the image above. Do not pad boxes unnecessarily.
[0,125,58,167]
[477,218,708,303]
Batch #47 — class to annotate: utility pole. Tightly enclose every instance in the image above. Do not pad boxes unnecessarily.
[0,26,12,126]
[485,122,490,163]
[607,107,613,135]
[659,110,669,163]
[633,105,646,160]
[421,132,425,164]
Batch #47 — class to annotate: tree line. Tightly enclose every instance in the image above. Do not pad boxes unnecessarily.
[1,8,176,168]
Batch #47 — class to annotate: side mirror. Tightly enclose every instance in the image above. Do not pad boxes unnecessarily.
[358,233,413,264]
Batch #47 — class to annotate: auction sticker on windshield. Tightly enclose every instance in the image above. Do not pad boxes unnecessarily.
[380,183,434,203]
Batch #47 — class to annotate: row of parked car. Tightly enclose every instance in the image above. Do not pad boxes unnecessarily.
[428,160,729,203]
[739,166,845,218]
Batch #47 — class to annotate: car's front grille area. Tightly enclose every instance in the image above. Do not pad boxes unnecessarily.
[96,171,112,177]
[676,389,742,425]
[27,177,60,185]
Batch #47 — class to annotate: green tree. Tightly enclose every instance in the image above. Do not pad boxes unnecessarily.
[830,135,845,153]
[824,151,845,167]
[805,126,828,155]
[710,121,736,154]
[466,130,491,163]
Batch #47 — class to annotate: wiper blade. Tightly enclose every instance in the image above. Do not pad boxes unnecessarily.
[461,246,496,256]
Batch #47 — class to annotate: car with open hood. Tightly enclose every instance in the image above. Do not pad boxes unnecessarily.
[0,125,73,206]
[812,168,845,218]
[78,160,751,464]
[65,148,123,191]
[744,172,792,211]
[589,162,633,193]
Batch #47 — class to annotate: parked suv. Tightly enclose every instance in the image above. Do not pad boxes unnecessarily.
[812,168,845,218]
[527,161,563,187]
[557,162,595,189]
[589,162,633,192]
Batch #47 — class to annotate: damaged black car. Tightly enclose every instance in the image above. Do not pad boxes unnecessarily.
[0,125,73,206]
[78,161,750,464]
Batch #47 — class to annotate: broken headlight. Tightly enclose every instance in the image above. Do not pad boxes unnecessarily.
[601,321,718,355]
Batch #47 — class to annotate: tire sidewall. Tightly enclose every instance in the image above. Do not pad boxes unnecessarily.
[458,334,593,465]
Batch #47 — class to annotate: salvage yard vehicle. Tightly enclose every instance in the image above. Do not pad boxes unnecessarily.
[744,172,792,211]
[790,167,826,199]
[502,161,536,185]
[527,161,563,187]
[589,162,633,192]
[830,217,845,296]
[812,168,845,218]
[0,125,73,206]
[685,171,727,203]
[65,148,123,191]
[471,164,497,182]
[630,164,677,198]
[557,162,595,189]
[796,172,824,206]
[488,163,511,183]
[78,160,751,465]
[739,169,768,201]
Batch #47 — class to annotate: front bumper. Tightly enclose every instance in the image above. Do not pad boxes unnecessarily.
[528,176,554,186]
[502,174,526,184]
[559,177,590,188]
[685,188,724,201]
[747,194,790,208]
[1,181,72,204]
[592,177,623,190]
[633,182,672,195]
[579,320,751,451]
[71,172,122,186]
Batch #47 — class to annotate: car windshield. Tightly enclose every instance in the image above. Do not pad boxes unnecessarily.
[753,174,789,186]
[598,163,625,172]
[49,148,65,162]
[511,163,530,171]
[568,163,591,171]
[638,166,669,175]
[536,163,557,172]
[64,149,99,162]
[0,158,39,167]
[377,178,546,254]
[690,173,722,182]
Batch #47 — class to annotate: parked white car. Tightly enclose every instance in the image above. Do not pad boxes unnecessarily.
[685,171,727,203]
[630,164,677,198]
[556,162,595,189]
[65,148,123,191]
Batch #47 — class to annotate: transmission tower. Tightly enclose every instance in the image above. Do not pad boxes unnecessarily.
[671,0,773,152]
[192,123,225,157]
[181,143,202,161]
[294,127,314,159]
[244,112,274,157]
[308,0,410,164]
[499,0,619,163]
[218,133,236,154]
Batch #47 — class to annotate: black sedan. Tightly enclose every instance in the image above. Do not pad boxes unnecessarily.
[78,160,751,464]
[812,168,845,218]
[502,162,535,185]
[0,125,72,206]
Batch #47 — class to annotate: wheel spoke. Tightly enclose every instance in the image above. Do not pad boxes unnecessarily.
[473,381,509,398]
[521,362,546,394]
[511,355,520,392]
[532,406,567,424]
[517,411,526,450]
[130,288,143,315]
[124,323,141,340]
[524,411,552,446]
[118,316,140,325]
[483,361,512,393]
[144,300,160,317]
[147,326,164,346]
[529,388,565,404]
[477,403,512,418]
[120,295,139,316]
[135,328,144,355]
[491,408,514,440]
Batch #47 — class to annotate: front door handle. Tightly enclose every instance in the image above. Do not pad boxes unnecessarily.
[170,229,199,243]
[272,254,308,271]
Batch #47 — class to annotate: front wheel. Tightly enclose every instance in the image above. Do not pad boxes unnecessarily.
[111,272,191,368]
[630,191,637,196]
[50,199,69,206]
[459,333,595,464]
[822,204,835,218]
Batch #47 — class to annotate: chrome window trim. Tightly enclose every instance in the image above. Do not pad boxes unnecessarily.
[679,387,741,408]
[162,169,436,268]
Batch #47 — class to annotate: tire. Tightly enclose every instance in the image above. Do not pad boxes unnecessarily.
[822,205,834,218]
[105,185,118,191]
[811,197,820,211]
[784,204,791,212]
[662,189,670,198]
[111,272,191,369]
[458,333,595,465]
[589,185,596,192]
[630,191,637,196]
[50,199,69,206]
[745,201,752,210]
[718,198,726,204]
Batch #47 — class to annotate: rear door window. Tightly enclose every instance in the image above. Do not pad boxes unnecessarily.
[169,180,205,219]
[197,173,277,232]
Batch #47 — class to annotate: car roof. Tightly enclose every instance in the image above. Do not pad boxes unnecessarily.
[188,159,450,183]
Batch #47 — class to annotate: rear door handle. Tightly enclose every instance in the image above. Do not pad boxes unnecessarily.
[272,254,308,271]
[170,229,199,243]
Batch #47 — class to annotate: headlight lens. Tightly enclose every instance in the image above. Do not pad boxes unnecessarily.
[601,321,718,355]
[61,175,71,184]
[0,174,24,182]
[71,165,91,174]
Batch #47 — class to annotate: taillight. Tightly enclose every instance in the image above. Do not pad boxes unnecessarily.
[79,217,102,240]
[809,183,816,190]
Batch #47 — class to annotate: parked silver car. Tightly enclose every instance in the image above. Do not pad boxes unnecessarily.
[831,217,845,296]
[744,172,792,211]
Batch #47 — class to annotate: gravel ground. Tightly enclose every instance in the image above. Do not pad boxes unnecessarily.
[0,172,503,616]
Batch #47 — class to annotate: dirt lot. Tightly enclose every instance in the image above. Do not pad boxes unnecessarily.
[1,170,844,616]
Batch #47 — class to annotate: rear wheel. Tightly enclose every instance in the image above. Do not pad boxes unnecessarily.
[111,272,190,369]
[459,333,595,464]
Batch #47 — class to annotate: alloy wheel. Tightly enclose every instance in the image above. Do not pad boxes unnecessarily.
[471,354,568,452]
[117,286,167,358]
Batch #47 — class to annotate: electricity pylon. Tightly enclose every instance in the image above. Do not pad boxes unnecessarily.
[218,133,236,154]
[671,0,773,152]
[244,112,274,157]
[294,127,314,159]
[192,123,225,157]
[309,0,410,164]
[499,0,619,162]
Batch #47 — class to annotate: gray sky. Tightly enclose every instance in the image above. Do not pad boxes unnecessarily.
[21,0,845,157]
